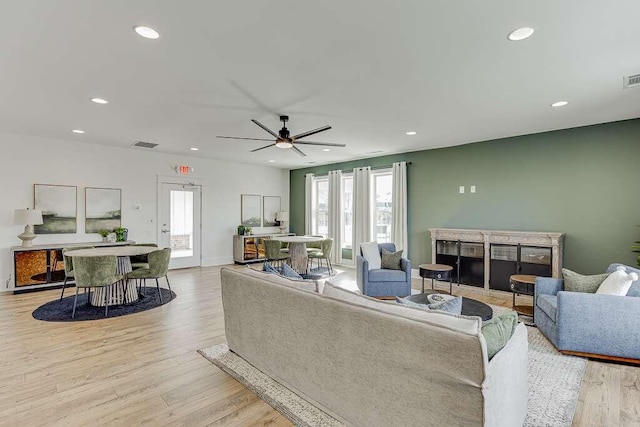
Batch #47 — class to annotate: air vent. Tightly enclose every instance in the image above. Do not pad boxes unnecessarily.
[623,74,640,89]
[365,150,385,154]
[132,141,159,149]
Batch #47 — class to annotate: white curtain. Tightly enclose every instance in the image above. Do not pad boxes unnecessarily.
[391,161,408,257]
[352,166,372,265]
[305,173,314,235]
[327,170,343,264]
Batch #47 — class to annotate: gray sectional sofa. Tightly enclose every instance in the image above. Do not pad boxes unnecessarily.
[221,267,528,427]
[535,263,640,361]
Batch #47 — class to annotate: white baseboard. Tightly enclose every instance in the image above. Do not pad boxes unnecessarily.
[202,256,234,267]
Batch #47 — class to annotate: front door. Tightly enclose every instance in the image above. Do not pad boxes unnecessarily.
[159,183,202,269]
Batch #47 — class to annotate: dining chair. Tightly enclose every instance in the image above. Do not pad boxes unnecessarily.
[130,243,159,270]
[264,239,290,269]
[127,248,172,304]
[308,238,334,275]
[72,255,124,318]
[305,235,323,255]
[60,246,95,300]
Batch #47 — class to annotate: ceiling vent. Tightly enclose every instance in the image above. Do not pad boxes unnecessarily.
[132,141,159,149]
[623,74,640,89]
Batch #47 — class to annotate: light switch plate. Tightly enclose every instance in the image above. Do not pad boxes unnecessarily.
[471,186,476,193]
[459,186,465,194]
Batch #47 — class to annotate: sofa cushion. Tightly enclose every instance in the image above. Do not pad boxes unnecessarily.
[607,264,640,297]
[537,294,558,321]
[360,242,381,270]
[481,311,518,359]
[368,268,406,282]
[322,281,481,335]
[562,268,609,293]
[597,265,638,296]
[381,249,403,270]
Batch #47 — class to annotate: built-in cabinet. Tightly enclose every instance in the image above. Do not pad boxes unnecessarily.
[430,228,564,291]
[233,233,295,264]
[9,240,134,293]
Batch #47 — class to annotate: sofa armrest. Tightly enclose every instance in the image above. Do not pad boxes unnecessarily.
[535,277,563,297]
[401,258,412,282]
[356,255,368,293]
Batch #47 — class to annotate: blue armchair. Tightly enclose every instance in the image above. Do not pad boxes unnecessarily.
[535,263,640,362]
[356,243,412,297]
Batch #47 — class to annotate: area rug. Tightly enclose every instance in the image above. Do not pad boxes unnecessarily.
[32,287,176,322]
[198,327,586,427]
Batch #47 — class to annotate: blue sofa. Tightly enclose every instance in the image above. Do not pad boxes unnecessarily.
[535,263,640,362]
[356,243,412,297]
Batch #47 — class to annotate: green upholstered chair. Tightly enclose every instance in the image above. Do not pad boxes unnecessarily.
[130,243,159,270]
[308,238,334,275]
[72,255,124,318]
[305,235,323,254]
[264,239,290,269]
[60,246,95,300]
[127,248,172,304]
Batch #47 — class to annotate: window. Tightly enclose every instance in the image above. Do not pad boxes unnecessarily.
[341,175,353,250]
[312,177,328,237]
[372,171,393,243]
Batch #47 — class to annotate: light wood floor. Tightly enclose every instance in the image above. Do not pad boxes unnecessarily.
[0,265,637,426]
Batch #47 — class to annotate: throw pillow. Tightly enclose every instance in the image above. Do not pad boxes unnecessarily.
[596,266,639,296]
[360,242,381,270]
[396,295,463,315]
[562,268,609,293]
[481,311,518,359]
[262,262,280,274]
[281,263,303,280]
[381,249,403,270]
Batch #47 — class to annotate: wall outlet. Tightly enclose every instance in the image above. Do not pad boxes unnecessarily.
[459,186,465,194]
[470,185,476,193]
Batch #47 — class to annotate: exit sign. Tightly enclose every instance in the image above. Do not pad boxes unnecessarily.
[177,165,192,175]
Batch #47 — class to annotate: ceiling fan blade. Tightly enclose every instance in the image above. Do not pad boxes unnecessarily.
[292,125,332,140]
[250,144,276,152]
[294,141,346,148]
[216,136,275,142]
[251,119,280,139]
[291,146,307,157]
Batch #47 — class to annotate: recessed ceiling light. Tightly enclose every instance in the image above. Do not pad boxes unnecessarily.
[268,160,275,163]
[190,147,199,151]
[550,101,569,107]
[72,129,85,134]
[91,98,108,104]
[507,27,535,41]
[322,148,330,152]
[406,131,417,136]
[134,26,160,39]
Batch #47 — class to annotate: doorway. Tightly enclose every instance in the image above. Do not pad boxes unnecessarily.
[159,182,202,269]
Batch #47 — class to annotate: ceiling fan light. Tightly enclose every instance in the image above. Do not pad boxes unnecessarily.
[275,140,293,149]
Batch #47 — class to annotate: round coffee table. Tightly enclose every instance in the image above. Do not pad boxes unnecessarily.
[418,264,454,294]
[403,291,493,321]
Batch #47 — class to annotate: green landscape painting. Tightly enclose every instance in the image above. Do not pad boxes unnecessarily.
[85,187,121,233]
[34,184,77,234]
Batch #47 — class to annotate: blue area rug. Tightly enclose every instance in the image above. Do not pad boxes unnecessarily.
[32,287,176,322]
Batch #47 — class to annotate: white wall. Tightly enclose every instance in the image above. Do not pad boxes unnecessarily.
[0,132,289,291]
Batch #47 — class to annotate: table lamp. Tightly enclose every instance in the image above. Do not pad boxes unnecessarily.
[14,208,43,247]
[276,211,289,233]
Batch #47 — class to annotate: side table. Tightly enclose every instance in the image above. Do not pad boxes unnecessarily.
[419,264,454,294]
[510,274,537,320]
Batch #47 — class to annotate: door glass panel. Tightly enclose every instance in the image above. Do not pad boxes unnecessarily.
[170,190,194,258]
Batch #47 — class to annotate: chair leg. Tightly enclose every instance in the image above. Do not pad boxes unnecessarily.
[72,286,79,319]
[165,276,172,293]
[327,258,333,275]
[60,277,68,300]
[105,286,109,317]
[156,278,164,304]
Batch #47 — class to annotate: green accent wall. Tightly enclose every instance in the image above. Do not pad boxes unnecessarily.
[290,119,640,274]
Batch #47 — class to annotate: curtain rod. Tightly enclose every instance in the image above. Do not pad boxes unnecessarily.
[312,162,411,177]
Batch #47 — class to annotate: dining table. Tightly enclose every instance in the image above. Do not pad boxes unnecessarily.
[272,235,323,274]
[66,246,157,306]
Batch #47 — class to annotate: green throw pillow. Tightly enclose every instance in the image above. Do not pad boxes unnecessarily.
[481,311,518,360]
[562,268,610,293]
[381,249,403,270]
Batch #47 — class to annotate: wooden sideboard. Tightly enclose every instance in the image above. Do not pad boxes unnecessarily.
[233,233,295,264]
[9,240,135,293]
[429,228,564,292]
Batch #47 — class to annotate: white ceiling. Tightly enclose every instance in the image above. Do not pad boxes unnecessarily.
[1,1,639,169]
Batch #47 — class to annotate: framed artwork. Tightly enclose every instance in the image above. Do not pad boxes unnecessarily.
[85,187,122,233]
[262,196,281,227]
[34,184,77,234]
[241,194,262,227]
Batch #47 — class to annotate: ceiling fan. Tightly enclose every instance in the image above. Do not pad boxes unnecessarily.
[216,115,345,157]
